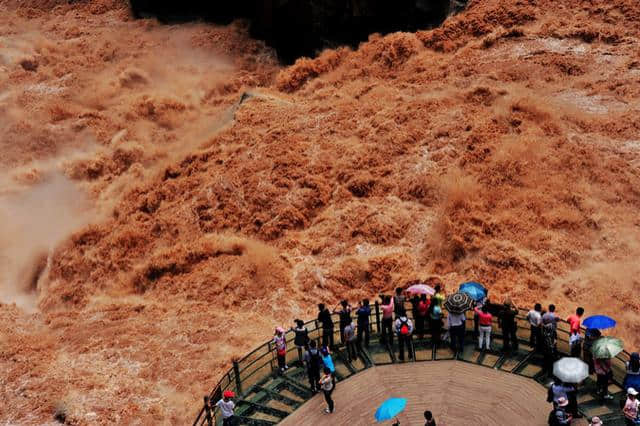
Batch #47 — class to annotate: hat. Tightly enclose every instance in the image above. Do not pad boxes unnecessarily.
[590,417,602,425]
[557,397,569,407]
[223,390,235,398]
[275,326,285,334]
[628,387,639,396]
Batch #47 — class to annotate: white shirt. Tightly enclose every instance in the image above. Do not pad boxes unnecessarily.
[216,399,235,418]
[320,375,334,391]
[526,310,542,326]
[447,312,466,327]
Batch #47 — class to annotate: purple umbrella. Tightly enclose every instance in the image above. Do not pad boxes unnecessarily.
[407,284,435,295]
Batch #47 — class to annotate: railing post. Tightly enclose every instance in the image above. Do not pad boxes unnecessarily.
[374,301,381,333]
[233,360,242,396]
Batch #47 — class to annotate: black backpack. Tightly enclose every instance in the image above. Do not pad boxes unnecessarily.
[309,350,322,371]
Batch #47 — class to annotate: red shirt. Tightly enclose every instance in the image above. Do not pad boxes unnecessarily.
[567,314,581,334]
[418,300,430,316]
[475,307,493,326]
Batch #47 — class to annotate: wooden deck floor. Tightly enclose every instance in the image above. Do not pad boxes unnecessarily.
[280,361,549,426]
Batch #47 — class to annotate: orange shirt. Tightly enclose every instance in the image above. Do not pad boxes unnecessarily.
[567,314,581,334]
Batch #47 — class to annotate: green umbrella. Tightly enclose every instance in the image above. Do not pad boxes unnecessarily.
[591,336,624,359]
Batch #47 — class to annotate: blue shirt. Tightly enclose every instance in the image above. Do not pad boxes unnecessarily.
[356,306,371,325]
[322,354,335,373]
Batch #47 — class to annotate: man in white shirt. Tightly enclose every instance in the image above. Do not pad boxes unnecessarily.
[216,390,236,426]
[526,303,543,350]
[447,311,466,356]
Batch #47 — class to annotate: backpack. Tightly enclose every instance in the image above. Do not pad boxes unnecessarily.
[399,318,411,336]
[309,350,322,371]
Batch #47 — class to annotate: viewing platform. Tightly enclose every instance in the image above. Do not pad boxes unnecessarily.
[193,306,631,425]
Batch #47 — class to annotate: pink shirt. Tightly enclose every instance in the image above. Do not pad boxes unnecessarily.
[475,307,493,326]
[567,314,581,334]
[594,358,611,376]
[624,397,639,420]
[381,298,394,319]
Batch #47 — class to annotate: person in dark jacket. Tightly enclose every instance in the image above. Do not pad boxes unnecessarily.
[317,304,334,349]
[333,300,352,345]
[356,299,371,350]
[292,319,310,362]
[549,397,572,425]
[304,340,322,393]
[500,298,519,353]
[203,396,213,426]
[583,328,601,375]
[393,287,406,319]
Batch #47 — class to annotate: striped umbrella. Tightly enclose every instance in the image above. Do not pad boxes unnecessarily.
[444,292,474,314]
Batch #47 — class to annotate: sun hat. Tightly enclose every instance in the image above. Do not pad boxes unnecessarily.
[275,326,285,334]
[557,397,569,407]
[223,390,235,398]
[590,417,602,425]
[628,387,639,396]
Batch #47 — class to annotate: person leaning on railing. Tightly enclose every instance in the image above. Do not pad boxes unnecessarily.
[526,303,543,351]
[475,304,493,351]
[356,299,371,350]
[500,298,519,353]
[380,294,395,347]
[567,307,585,358]
[333,300,353,346]
[292,319,310,363]
[317,304,335,349]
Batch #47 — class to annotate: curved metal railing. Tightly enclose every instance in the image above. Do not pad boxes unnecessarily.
[193,300,631,425]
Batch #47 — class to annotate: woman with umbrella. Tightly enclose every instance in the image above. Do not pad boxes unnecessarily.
[444,292,473,355]
[592,337,624,400]
[374,397,406,425]
[459,281,487,340]
[406,283,434,340]
[584,328,602,374]
[553,357,589,417]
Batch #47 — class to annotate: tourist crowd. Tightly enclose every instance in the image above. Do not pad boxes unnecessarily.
[204,283,635,426]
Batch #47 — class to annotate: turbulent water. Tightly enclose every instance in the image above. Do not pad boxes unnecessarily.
[1,0,640,424]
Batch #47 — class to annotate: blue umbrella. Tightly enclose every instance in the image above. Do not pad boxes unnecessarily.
[583,315,616,330]
[459,281,487,302]
[375,398,407,422]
